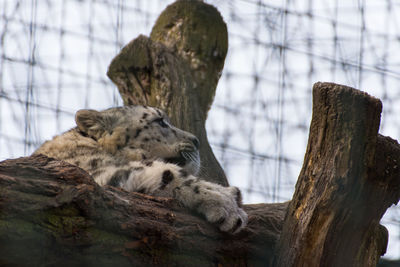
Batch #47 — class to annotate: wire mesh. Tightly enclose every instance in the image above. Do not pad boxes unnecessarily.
[1,0,399,259]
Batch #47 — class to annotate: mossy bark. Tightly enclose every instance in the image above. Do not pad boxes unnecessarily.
[0,155,286,267]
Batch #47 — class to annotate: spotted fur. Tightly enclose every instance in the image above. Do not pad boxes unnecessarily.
[34,105,247,233]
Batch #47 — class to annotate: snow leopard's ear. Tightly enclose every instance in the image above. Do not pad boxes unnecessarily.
[76,109,126,153]
[75,109,106,140]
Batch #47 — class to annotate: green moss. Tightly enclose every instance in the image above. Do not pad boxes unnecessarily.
[86,228,130,246]
[0,218,36,237]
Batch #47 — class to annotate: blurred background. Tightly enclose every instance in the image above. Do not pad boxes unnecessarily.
[1,0,399,260]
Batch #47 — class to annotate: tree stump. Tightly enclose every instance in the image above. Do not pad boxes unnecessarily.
[274,82,400,267]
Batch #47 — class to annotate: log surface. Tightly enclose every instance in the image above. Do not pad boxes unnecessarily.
[0,155,286,267]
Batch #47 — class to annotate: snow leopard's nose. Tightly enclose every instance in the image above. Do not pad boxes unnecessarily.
[190,136,200,150]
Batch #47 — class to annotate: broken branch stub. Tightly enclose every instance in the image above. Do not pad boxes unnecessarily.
[107,0,228,185]
[274,82,400,267]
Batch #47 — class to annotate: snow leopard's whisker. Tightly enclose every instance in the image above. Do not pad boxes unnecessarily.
[184,152,196,162]
[182,151,197,164]
[197,165,215,180]
[188,152,201,166]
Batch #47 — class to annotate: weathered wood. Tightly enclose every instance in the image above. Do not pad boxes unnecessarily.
[274,82,400,267]
[0,155,286,267]
[107,0,228,185]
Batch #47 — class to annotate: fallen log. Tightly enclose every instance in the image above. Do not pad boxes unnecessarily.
[0,155,286,266]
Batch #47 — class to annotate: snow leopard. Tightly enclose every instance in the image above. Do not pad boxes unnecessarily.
[34,105,248,233]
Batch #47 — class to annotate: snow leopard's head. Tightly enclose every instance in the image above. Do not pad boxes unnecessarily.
[75,105,200,175]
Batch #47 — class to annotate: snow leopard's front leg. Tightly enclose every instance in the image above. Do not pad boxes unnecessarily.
[111,161,248,233]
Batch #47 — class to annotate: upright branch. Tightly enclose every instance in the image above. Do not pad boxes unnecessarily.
[107,0,228,185]
[274,82,400,267]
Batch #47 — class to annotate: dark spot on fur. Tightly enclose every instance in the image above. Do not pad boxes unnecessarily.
[142,154,147,160]
[144,125,149,130]
[139,120,143,123]
[171,129,177,136]
[133,167,144,172]
[74,161,81,166]
[107,169,131,187]
[134,129,142,138]
[143,105,148,109]
[142,113,149,119]
[145,161,153,167]
[182,179,194,187]
[143,137,149,142]
[137,188,146,194]
[89,158,101,168]
[160,170,174,189]
[78,130,89,138]
[179,169,189,178]
[156,109,162,117]
[156,138,161,142]
[193,185,200,194]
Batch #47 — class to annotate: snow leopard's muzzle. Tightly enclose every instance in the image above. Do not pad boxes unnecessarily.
[165,136,200,175]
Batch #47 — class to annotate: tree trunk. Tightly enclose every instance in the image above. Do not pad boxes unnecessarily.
[107,0,228,186]
[274,82,400,267]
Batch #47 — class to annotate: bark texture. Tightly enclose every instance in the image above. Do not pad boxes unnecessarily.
[0,155,285,267]
[107,0,228,185]
[274,82,400,267]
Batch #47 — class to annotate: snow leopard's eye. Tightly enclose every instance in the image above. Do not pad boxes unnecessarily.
[154,118,168,128]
